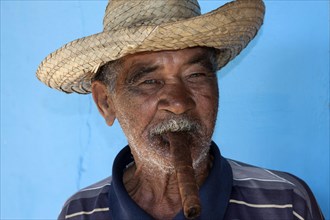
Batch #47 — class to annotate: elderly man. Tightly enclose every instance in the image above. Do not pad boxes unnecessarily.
[37,0,324,219]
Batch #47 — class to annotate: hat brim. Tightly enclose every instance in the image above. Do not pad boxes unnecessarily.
[36,0,265,94]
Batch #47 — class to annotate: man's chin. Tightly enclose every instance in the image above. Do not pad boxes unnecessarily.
[129,134,211,175]
[137,145,211,176]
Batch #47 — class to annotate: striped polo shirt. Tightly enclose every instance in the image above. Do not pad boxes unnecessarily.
[58,143,324,220]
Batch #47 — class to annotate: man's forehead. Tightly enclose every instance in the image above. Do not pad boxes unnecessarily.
[120,47,215,69]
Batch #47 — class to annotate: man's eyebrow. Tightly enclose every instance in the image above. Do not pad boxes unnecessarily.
[186,52,217,72]
[126,64,159,83]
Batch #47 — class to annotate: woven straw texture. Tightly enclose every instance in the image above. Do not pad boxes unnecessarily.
[36,0,265,94]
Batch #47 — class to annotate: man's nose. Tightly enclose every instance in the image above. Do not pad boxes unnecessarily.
[157,82,196,115]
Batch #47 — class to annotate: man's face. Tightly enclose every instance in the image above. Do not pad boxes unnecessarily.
[101,47,219,173]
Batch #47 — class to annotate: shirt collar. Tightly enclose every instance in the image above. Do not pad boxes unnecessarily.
[109,142,233,219]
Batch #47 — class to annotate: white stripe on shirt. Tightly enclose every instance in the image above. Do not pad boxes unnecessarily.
[229,199,293,209]
[65,207,110,219]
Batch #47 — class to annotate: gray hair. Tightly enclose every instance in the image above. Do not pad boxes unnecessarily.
[92,59,123,92]
[150,117,201,137]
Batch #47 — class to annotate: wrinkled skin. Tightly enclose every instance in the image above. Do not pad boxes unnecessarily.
[92,47,219,219]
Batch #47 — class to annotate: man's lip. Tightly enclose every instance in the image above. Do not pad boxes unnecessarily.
[151,131,192,145]
[151,132,170,145]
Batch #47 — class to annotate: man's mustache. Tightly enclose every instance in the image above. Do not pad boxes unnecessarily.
[149,117,201,136]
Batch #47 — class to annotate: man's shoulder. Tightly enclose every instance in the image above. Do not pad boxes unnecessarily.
[226,159,324,219]
[58,176,112,220]
[227,159,310,194]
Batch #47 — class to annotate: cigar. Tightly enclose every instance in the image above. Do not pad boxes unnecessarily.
[167,132,201,219]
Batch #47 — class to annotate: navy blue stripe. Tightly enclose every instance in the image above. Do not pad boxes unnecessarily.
[225,202,293,220]
[231,186,293,204]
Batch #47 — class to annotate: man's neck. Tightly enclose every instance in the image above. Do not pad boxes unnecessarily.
[123,154,212,220]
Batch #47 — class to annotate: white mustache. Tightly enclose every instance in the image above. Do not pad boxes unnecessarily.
[150,118,200,136]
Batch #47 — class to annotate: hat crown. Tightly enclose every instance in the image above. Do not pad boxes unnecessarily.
[103,0,201,31]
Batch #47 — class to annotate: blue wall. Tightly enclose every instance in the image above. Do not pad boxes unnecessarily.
[1,1,329,219]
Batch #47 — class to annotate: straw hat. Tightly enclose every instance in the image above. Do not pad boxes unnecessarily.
[36,0,265,94]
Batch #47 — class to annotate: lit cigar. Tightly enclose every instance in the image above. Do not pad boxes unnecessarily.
[167,132,201,219]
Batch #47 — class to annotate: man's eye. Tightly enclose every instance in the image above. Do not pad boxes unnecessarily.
[189,73,205,78]
[142,79,159,84]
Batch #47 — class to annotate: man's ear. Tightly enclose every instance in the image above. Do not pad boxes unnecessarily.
[91,81,116,126]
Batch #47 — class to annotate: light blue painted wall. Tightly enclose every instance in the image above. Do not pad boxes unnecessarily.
[1,1,329,219]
